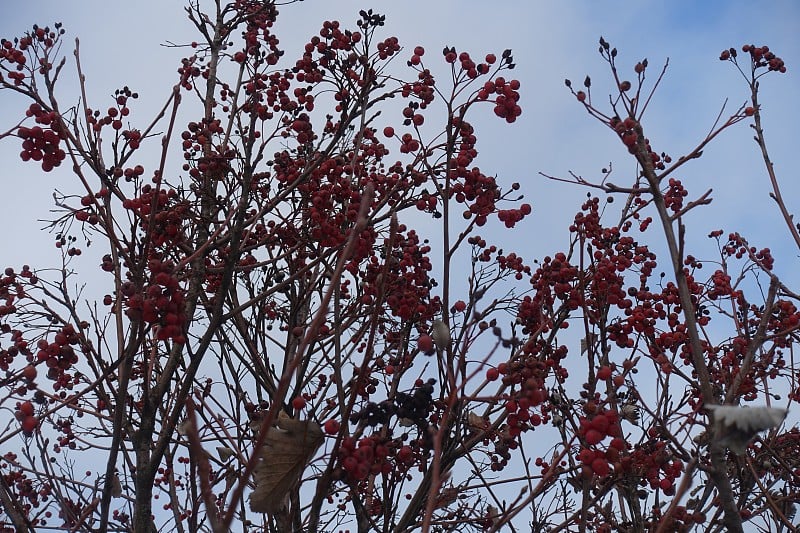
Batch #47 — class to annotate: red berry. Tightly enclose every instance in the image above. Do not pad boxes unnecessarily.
[486,368,499,381]
[324,419,340,435]
[591,458,610,477]
[584,429,604,445]
[22,365,37,381]
[609,437,626,451]
[417,334,434,353]
[291,396,307,410]
[383,126,394,137]
[21,415,38,433]
[397,445,412,462]
[596,365,612,380]
[19,401,34,417]
[590,414,609,434]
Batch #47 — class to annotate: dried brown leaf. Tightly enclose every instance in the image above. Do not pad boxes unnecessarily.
[466,411,487,432]
[249,413,324,514]
[435,485,459,509]
[110,473,122,498]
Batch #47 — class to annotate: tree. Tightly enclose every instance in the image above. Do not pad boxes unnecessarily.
[0,1,796,531]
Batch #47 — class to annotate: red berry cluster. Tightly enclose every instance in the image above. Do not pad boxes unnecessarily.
[52,417,76,453]
[0,39,28,82]
[238,1,280,64]
[35,324,80,386]
[75,187,109,224]
[496,203,532,228]
[707,269,734,300]
[279,154,380,248]
[318,19,359,54]
[0,267,26,320]
[293,46,324,85]
[470,237,494,263]
[579,404,622,446]
[486,357,552,471]
[0,24,63,86]
[376,36,400,61]
[177,55,201,90]
[479,76,522,123]
[496,252,531,281]
[397,132,420,153]
[626,437,683,495]
[294,17,369,89]
[181,119,230,179]
[0,333,34,379]
[15,400,38,435]
[519,252,580,333]
[722,232,774,271]
[122,259,186,343]
[361,227,439,323]
[155,465,181,497]
[121,128,142,150]
[408,45,425,66]
[575,404,626,479]
[447,118,502,226]
[401,76,435,124]
[0,452,49,526]
[648,507,707,531]
[110,163,145,183]
[770,299,800,334]
[336,435,394,482]
[578,439,626,478]
[414,190,438,214]
[285,113,316,145]
[18,104,65,172]
[611,116,639,152]
[608,116,669,169]
[85,87,136,134]
[662,178,688,214]
[123,185,187,247]
[442,47,500,82]
[723,44,787,73]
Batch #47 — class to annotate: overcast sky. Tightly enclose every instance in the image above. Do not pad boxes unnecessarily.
[1,0,798,285]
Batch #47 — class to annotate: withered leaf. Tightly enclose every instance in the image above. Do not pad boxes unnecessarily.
[216,446,235,462]
[466,411,487,432]
[435,485,459,509]
[249,413,324,514]
[110,472,122,498]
